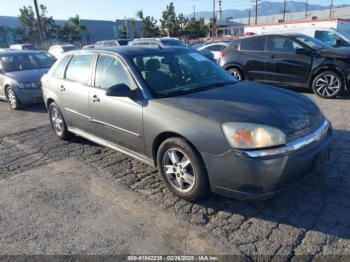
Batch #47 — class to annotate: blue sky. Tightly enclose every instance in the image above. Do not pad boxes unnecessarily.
[1,0,348,21]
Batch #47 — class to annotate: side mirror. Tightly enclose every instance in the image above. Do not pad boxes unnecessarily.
[295,48,309,55]
[106,83,135,98]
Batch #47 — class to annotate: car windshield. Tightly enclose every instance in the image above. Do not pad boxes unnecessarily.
[132,51,237,97]
[62,46,77,52]
[161,39,187,47]
[294,35,331,50]
[0,52,55,72]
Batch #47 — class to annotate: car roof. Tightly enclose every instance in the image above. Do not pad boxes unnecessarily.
[0,50,47,55]
[65,46,190,56]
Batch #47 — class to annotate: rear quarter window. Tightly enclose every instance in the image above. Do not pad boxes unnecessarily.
[51,55,71,79]
[240,37,266,51]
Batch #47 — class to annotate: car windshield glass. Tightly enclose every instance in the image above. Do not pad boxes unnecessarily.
[161,39,187,47]
[62,46,77,51]
[294,35,331,50]
[132,51,237,97]
[0,52,55,72]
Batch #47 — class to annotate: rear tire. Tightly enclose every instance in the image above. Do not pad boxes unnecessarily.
[157,137,209,201]
[6,87,21,110]
[312,71,344,99]
[228,67,243,81]
[48,102,72,140]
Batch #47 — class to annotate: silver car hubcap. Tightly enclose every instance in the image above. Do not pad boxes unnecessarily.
[315,74,340,97]
[51,107,64,135]
[7,89,17,108]
[162,148,195,193]
[230,70,241,81]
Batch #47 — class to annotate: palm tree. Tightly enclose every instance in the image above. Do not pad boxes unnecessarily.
[70,15,86,33]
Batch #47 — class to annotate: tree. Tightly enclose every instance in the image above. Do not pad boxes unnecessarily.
[136,10,160,37]
[0,26,11,47]
[160,2,182,37]
[128,18,138,39]
[69,15,86,41]
[184,18,209,39]
[118,22,128,39]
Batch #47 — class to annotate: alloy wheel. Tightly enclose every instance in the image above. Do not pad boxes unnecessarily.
[50,107,64,136]
[7,88,17,109]
[315,74,341,97]
[162,148,196,193]
[229,69,242,81]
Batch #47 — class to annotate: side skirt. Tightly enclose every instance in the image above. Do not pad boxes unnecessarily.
[68,127,155,167]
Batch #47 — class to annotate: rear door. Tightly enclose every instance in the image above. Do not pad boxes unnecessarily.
[59,53,95,132]
[269,35,312,87]
[238,36,273,82]
[89,54,145,153]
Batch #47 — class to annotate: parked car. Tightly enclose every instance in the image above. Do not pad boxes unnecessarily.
[220,33,350,98]
[198,42,230,61]
[42,47,332,201]
[129,37,215,61]
[10,44,40,50]
[95,39,130,47]
[82,44,95,50]
[0,50,56,109]
[48,44,78,59]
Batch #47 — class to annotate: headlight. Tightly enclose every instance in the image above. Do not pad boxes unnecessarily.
[222,123,286,149]
[17,82,40,88]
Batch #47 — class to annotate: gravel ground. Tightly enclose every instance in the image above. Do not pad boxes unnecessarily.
[0,92,350,259]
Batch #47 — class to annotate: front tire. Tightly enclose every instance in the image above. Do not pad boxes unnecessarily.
[157,137,209,201]
[6,87,21,110]
[312,71,344,99]
[49,102,72,140]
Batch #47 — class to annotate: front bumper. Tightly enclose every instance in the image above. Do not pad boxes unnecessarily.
[203,120,332,200]
[13,87,43,104]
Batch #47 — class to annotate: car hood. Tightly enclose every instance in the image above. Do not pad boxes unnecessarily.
[319,47,350,59]
[5,68,49,83]
[157,81,324,139]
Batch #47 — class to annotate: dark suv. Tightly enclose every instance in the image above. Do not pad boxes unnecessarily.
[220,33,350,98]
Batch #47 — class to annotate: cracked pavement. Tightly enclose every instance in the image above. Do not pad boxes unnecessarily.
[0,92,350,259]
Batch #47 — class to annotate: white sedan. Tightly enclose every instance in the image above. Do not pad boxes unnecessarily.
[198,42,230,61]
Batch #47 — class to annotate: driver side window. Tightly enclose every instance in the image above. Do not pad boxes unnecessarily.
[271,36,302,53]
[95,55,135,90]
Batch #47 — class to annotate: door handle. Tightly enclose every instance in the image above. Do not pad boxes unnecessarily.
[92,95,100,103]
[60,85,65,92]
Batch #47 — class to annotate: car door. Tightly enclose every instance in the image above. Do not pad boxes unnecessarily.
[0,60,6,99]
[89,54,145,153]
[269,36,312,87]
[59,53,95,132]
[238,36,273,82]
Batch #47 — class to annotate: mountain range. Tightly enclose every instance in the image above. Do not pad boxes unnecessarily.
[191,1,350,19]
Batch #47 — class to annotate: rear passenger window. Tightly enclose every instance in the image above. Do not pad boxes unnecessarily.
[240,37,266,51]
[206,45,226,51]
[52,55,71,79]
[65,54,94,85]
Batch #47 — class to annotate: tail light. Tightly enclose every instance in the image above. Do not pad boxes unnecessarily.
[219,50,227,58]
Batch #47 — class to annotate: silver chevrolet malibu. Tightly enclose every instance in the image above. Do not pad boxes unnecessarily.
[42,47,332,201]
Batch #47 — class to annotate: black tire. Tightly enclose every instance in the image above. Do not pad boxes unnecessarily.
[6,87,22,110]
[48,102,72,140]
[157,137,209,201]
[228,67,244,81]
[312,71,344,99]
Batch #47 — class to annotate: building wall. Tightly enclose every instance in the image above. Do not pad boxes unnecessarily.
[230,6,350,25]
[0,16,142,44]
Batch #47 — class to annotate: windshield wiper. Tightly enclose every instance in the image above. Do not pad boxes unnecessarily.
[159,80,237,98]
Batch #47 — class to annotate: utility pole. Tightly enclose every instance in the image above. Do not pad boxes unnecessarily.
[218,0,223,21]
[329,0,334,18]
[33,0,44,44]
[305,0,308,18]
[212,0,216,40]
[251,0,260,25]
[193,6,196,19]
[282,0,287,22]
[248,10,251,25]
